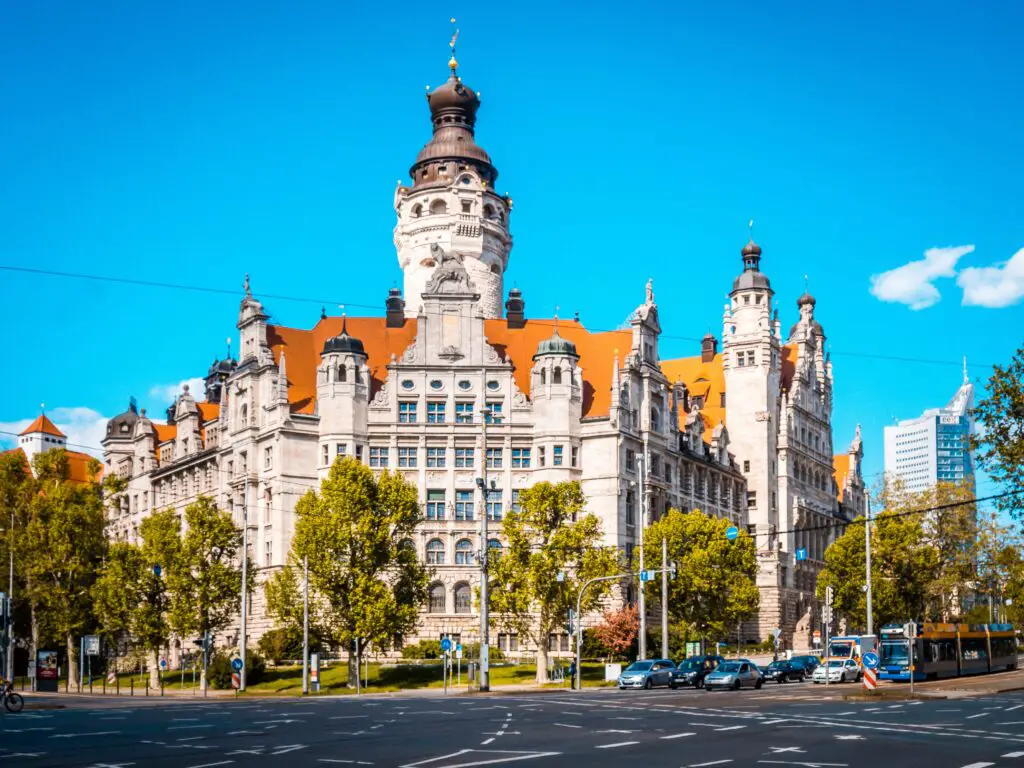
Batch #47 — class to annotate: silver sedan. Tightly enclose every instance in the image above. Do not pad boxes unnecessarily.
[704,661,763,691]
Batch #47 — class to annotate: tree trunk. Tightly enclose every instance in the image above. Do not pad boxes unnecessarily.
[29,603,39,689]
[535,645,549,684]
[347,644,358,688]
[149,648,160,690]
[66,634,78,690]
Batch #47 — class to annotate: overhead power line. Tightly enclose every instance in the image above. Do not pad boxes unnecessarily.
[0,264,995,371]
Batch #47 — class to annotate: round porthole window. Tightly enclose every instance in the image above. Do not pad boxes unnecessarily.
[458,380,472,391]
[430,379,444,390]
[486,380,500,391]
[401,379,415,390]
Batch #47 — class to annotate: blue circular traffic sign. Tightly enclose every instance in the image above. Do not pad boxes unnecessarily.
[440,638,452,653]
[231,657,244,671]
[862,652,880,669]
[725,526,739,541]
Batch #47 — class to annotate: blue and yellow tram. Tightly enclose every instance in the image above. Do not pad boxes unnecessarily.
[879,622,1018,682]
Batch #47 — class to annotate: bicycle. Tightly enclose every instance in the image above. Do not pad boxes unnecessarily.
[1,679,24,713]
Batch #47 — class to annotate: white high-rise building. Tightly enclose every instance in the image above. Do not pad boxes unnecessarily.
[883,365,975,494]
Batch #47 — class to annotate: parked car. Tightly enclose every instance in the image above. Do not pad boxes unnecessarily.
[617,659,677,690]
[670,655,725,689]
[704,660,763,691]
[791,655,822,673]
[761,660,808,683]
[812,659,861,684]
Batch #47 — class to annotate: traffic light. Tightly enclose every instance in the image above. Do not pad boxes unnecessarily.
[566,609,575,635]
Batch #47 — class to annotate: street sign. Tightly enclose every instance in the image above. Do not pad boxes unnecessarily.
[456,649,463,660]
[903,622,917,639]
[862,666,878,691]
[825,585,834,605]
[107,670,116,685]
[231,657,244,672]
[795,547,807,561]
[159,657,168,670]
[725,526,739,541]
[812,630,821,646]
[771,628,782,640]
[440,637,453,653]
[862,652,880,669]
[456,643,463,653]
[231,672,241,689]
[153,565,162,577]
[639,569,656,582]
[84,635,100,656]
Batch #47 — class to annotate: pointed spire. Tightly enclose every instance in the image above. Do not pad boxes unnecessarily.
[226,337,233,360]
[963,356,969,384]
[321,305,327,320]
[278,351,289,402]
[448,17,460,75]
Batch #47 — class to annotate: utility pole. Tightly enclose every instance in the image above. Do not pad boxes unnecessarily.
[865,503,873,636]
[240,475,249,691]
[302,556,309,695]
[661,537,669,659]
[477,406,492,692]
[636,454,647,660]
[6,511,13,681]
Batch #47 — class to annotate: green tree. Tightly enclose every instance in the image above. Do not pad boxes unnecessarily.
[818,507,939,630]
[290,457,429,687]
[21,449,111,686]
[262,557,327,655]
[973,346,1024,524]
[639,508,759,645]
[92,509,182,687]
[166,496,247,689]
[0,451,34,669]
[488,481,620,683]
[919,481,979,620]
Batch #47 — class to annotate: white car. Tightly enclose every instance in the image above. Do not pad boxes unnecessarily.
[812,659,861,683]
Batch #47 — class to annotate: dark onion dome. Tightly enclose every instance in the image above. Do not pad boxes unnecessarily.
[733,238,771,292]
[207,357,238,376]
[410,71,497,188]
[797,291,816,307]
[533,329,579,360]
[106,400,139,436]
[322,317,366,357]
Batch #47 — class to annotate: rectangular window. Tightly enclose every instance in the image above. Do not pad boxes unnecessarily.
[355,444,363,461]
[369,446,389,468]
[426,489,446,520]
[571,446,579,467]
[398,401,418,423]
[265,540,272,566]
[487,489,503,521]
[426,447,446,467]
[553,445,564,466]
[625,449,636,472]
[455,490,474,521]
[736,352,746,368]
[455,448,475,468]
[486,447,503,469]
[747,490,757,509]
[539,446,546,467]
[336,443,347,458]
[743,460,750,473]
[264,446,273,470]
[455,402,474,424]
[485,402,504,424]
[511,489,521,512]
[511,448,531,468]
[427,401,446,423]
[626,490,636,526]
[509,633,519,651]
[321,445,328,466]
[398,447,417,468]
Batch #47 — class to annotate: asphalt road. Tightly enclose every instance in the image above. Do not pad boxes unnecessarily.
[5,681,1024,768]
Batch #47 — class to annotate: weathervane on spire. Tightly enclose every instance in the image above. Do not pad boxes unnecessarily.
[448,17,460,74]
[748,219,755,242]
[553,305,560,334]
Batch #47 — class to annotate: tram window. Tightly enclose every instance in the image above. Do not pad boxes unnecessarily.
[991,638,1015,658]
[926,639,956,662]
[961,638,988,661]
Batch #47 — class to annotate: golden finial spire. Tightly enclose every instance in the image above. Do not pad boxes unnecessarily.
[448,17,460,74]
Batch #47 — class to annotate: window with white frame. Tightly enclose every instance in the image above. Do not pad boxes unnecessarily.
[264,446,273,470]
[486,489,503,521]
[485,402,504,424]
[454,582,472,613]
[426,489,446,520]
[426,447,446,467]
[399,401,418,423]
[511,448,531,468]
[553,445,564,466]
[427,401,446,423]
[455,402,474,423]
[425,539,446,565]
[486,447,503,469]
[398,447,417,468]
[336,442,347,458]
[455,448,474,468]
[454,539,474,565]
[455,490,474,521]
[369,446,389,468]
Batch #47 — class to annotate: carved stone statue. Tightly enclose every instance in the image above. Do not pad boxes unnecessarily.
[424,243,477,295]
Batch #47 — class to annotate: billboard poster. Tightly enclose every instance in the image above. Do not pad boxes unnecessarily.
[36,649,59,692]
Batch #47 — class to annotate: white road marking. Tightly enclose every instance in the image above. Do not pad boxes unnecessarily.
[1002,754,1024,759]
[757,762,847,767]
[553,723,582,729]
[399,750,560,768]
[481,738,495,745]
[272,746,307,755]
[834,735,863,740]
[330,716,370,720]
[185,762,234,768]
[86,764,135,768]
[688,761,733,767]
[967,714,989,719]
[318,761,374,765]
[51,731,121,738]
[169,724,216,730]
[768,747,806,753]
[716,725,746,731]
[595,741,639,749]
[661,732,696,739]
[1006,705,1024,712]
[957,763,995,768]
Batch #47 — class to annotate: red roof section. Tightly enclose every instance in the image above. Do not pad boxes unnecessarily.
[833,454,851,503]
[19,413,66,438]
[0,447,101,484]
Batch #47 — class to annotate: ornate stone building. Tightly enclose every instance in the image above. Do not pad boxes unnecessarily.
[101,53,864,654]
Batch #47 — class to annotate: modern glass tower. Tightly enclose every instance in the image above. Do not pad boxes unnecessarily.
[883,362,975,493]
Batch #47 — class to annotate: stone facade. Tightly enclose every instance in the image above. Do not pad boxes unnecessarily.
[101,56,865,656]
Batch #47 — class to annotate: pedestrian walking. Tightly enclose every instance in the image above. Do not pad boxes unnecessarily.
[568,660,577,689]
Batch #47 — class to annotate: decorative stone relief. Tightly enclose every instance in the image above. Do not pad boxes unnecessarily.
[371,379,391,408]
[514,473,528,486]
[427,472,445,485]
[401,343,418,364]
[455,472,473,485]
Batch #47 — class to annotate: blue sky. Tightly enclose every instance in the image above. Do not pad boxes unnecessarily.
[1,0,1022,499]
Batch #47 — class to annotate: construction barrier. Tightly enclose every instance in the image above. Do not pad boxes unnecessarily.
[863,667,878,691]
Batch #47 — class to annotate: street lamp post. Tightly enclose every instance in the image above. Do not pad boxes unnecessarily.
[240,475,249,691]
[636,454,647,660]
[302,555,309,695]
[6,511,13,682]
[865,503,873,636]
[477,407,492,692]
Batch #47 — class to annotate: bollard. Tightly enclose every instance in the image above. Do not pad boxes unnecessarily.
[130,676,134,696]
[89,676,93,694]
[161,674,164,697]
[116,673,120,696]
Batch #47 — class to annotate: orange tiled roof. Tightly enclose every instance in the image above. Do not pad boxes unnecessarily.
[197,402,220,422]
[0,447,101,484]
[153,424,176,443]
[19,413,66,438]
[833,453,851,503]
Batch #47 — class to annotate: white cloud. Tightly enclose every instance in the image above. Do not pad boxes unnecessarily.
[148,377,205,407]
[0,407,110,457]
[869,245,974,310]
[957,247,1024,308]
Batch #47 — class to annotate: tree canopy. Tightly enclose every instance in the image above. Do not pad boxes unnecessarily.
[973,345,1024,523]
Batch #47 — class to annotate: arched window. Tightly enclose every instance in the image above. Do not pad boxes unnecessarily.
[490,263,500,275]
[399,538,416,556]
[426,538,446,565]
[354,367,362,384]
[454,538,474,565]
[429,199,447,216]
[483,204,496,220]
[553,366,562,384]
[487,539,502,561]
[428,583,446,613]
[412,203,422,218]
[338,364,347,382]
[540,369,547,385]
[454,583,472,614]
[240,404,248,427]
